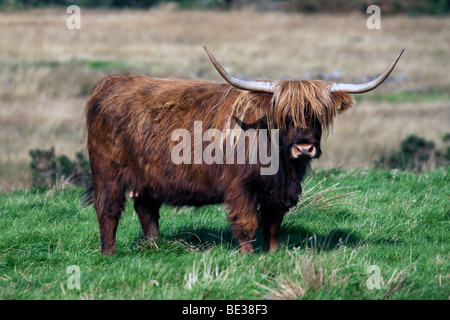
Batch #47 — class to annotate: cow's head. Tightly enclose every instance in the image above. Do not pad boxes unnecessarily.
[204,46,404,163]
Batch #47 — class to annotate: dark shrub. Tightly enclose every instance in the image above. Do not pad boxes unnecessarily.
[29,147,91,187]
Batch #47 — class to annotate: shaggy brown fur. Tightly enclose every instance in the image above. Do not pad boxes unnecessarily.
[84,74,354,255]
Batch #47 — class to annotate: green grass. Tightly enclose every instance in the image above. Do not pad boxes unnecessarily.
[0,168,449,300]
[78,59,131,72]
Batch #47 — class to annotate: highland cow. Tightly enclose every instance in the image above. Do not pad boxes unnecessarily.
[84,47,403,255]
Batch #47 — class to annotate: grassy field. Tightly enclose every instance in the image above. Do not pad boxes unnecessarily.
[0,8,449,191]
[0,168,448,299]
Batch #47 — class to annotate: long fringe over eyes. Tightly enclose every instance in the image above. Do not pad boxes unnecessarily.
[270,80,352,132]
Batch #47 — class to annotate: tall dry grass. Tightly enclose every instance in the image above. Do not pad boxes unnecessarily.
[0,8,449,191]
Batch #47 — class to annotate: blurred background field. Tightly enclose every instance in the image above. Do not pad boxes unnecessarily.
[0,1,449,192]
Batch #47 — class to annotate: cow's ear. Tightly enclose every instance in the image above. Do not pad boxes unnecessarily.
[330,91,354,114]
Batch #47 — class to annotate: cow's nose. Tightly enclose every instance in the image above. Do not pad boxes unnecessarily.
[292,144,316,159]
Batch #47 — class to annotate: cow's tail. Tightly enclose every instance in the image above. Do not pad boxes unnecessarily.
[80,183,95,207]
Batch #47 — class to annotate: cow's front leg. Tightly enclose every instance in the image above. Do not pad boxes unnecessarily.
[260,206,285,252]
[133,192,161,240]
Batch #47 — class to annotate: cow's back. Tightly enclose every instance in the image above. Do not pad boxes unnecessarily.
[85,75,243,205]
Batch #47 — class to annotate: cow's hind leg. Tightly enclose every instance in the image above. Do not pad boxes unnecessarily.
[89,155,126,255]
[94,179,126,256]
[133,193,161,240]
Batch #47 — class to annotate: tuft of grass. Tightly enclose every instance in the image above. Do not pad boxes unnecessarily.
[255,250,348,299]
[289,177,361,213]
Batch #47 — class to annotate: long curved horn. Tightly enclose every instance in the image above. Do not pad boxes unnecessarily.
[330,49,404,93]
[204,46,275,93]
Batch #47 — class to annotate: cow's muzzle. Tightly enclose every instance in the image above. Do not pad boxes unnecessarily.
[291,144,317,159]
